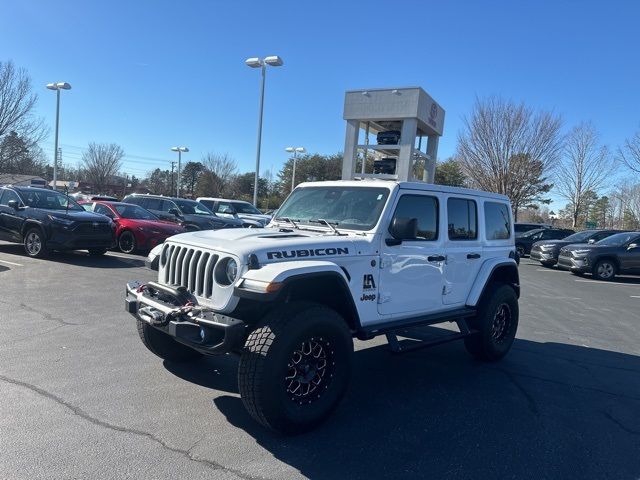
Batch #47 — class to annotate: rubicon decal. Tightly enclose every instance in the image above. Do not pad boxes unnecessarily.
[267,247,349,260]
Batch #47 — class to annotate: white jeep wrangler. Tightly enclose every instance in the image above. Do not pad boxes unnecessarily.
[125,180,519,434]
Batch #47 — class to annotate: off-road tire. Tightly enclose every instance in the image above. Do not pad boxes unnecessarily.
[592,259,617,281]
[137,319,202,363]
[118,230,137,254]
[88,248,107,256]
[238,303,353,434]
[464,283,519,361]
[24,227,48,258]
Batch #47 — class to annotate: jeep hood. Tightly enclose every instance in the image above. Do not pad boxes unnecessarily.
[165,227,372,263]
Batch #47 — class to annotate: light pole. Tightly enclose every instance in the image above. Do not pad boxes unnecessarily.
[245,55,284,206]
[46,82,71,191]
[285,146,306,191]
[170,147,189,197]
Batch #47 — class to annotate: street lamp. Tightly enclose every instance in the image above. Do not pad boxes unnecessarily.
[170,146,189,197]
[285,146,306,191]
[46,82,72,191]
[245,55,284,206]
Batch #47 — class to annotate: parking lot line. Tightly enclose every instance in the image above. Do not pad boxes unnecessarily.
[0,258,23,267]
[630,295,640,299]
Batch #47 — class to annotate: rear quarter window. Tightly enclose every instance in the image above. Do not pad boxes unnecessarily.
[484,202,511,240]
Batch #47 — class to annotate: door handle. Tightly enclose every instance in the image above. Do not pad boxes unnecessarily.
[428,255,446,262]
[467,253,481,259]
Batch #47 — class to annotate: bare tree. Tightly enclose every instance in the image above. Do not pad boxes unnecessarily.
[82,142,124,192]
[0,60,47,147]
[201,152,237,195]
[618,129,640,173]
[555,122,614,228]
[456,96,563,220]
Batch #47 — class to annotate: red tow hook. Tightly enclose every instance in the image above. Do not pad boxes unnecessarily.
[136,283,147,293]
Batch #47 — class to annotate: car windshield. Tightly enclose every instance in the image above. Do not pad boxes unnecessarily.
[520,228,545,238]
[21,190,83,211]
[114,204,159,220]
[233,202,262,215]
[174,199,213,215]
[275,186,391,231]
[596,232,639,246]
[562,231,596,243]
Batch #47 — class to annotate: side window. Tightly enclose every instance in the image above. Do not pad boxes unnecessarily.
[0,189,21,206]
[391,195,438,240]
[144,198,162,210]
[484,202,511,240]
[447,198,477,240]
[593,232,611,242]
[94,204,115,218]
[160,200,177,213]
[81,202,94,212]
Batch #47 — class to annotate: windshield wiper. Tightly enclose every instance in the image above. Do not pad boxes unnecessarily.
[276,217,299,229]
[309,219,345,235]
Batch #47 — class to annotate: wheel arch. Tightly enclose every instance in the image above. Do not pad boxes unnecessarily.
[21,220,46,240]
[466,260,520,307]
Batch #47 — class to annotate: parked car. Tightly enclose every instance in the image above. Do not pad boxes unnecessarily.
[557,231,640,280]
[70,193,119,202]
[81,201,185,253]
[196,197,270,227]
[0,186,114,258]
[530,229,623,267]
[515,222,551,237]
[121,194,244,231]
[376,130,401,145]
[515,227,575,257]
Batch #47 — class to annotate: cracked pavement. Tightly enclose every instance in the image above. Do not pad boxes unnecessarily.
[1,243,639,479]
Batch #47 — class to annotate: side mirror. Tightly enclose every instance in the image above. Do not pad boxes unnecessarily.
[7,199,20,210]
[588,238,596,244]
[628,243,638,250]
[168,208,181,217]
[387,217,418,245]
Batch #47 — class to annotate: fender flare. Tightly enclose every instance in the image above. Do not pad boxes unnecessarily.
[466,258,520,307]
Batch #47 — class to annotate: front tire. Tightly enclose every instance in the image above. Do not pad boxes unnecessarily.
[118,230,137,254]
[137,320,202,363]
[464,284,519,361]
[238,303,353,434]
[24,228,48,258]
[593,259,617,281]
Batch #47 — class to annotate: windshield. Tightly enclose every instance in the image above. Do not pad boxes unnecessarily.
[562,231,595,243]
[233,202,262,215]
[21,190,83,211]
[174,199,213,215]
[596,232,639,246]
[276,186,391,231]
[115,204,159,220]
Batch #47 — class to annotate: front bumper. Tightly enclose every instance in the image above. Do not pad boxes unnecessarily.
[125,281,246,355]
[557,254,590,272]
[47,223,115,250]
[530,248,558,264]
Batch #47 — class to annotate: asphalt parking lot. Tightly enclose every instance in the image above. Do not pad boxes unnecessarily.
[1,244,639,480]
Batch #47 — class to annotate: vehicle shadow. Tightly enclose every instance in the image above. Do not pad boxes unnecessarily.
[0,243,144,268]
[168,327,640,479]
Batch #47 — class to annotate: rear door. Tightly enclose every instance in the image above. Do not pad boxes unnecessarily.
[442,196,482,305]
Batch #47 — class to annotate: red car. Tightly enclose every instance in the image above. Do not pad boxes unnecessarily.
[80,201,185,253]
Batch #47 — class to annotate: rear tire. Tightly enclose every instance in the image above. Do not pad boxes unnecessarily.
[137,320,202,363]
[592,259,617,281]
[24,228,48,258]
[238,303,353,434]
[464,284,519,361]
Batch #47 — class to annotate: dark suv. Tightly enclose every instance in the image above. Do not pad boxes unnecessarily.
[0,186,115,258]
[557,231,640,280]
[515,227,575,257]
[530,229,622,267]
[122,194,243,231]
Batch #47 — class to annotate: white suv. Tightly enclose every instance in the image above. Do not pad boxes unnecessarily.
[126,180,519,433]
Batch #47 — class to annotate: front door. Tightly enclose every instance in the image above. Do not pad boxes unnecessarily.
[378,193,445,316]
[621,234,640,272]
[0,189,24,241]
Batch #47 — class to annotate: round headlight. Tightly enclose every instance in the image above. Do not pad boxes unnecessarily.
[225,258,238,284]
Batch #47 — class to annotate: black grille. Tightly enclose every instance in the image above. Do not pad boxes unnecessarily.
[74,222,112,235]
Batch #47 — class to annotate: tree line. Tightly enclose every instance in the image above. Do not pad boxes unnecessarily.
[2,58,639,226]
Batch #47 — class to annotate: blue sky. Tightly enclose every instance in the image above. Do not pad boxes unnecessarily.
[2,0,640,193]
